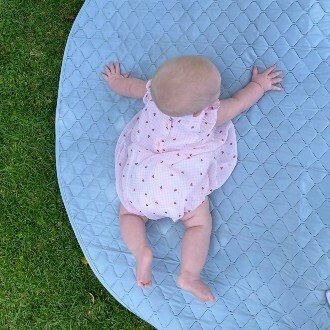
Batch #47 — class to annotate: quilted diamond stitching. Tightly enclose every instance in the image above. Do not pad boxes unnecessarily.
[56,0,330,329]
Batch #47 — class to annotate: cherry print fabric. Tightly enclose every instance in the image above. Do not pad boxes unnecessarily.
[115,80,237,221]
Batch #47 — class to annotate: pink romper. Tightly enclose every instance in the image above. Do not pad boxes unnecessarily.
[115,80,237,221]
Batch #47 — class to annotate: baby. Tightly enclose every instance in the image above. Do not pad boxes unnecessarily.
[102,56,283,303]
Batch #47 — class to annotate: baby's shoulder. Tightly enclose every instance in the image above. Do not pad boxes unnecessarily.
[198,99,221,128]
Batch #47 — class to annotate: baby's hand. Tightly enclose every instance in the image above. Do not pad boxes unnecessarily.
[101,61,129,90]
[252,65,283,92]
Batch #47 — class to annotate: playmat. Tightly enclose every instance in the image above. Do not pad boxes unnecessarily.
[56,0,330,328]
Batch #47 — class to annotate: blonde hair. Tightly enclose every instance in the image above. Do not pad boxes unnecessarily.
[150,56,221,117]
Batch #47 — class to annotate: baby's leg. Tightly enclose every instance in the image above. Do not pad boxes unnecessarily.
[177,198,215,303]
[119,204,153,288]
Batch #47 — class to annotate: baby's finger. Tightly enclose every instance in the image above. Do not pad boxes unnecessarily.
[115,62,121,74]
[264,65,277,75]
[123,73,130,78]
[272,85,283,91]
[269,71,283,78]
[100,72,107,80]
[252,66,258,77]
[104,65,111,75]
[110,62,116,73]
[272,78,283,84]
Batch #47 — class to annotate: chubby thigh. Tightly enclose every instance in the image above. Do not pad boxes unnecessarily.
[180,197,212,228]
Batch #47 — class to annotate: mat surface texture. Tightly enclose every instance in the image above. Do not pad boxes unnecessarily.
[56,1,330,329]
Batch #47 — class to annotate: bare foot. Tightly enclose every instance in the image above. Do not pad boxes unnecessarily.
[177,273,215,303]
[135,246,153,288]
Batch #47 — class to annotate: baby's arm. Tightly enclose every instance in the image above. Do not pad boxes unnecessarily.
[101,62,147,98]
[216,65,283,126]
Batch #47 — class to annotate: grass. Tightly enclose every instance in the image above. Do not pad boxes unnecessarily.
[0,1,153,329]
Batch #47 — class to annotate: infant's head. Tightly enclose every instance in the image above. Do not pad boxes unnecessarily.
[150,56,221,117]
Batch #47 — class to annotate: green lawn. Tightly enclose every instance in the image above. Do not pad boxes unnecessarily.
[0,1,153,328]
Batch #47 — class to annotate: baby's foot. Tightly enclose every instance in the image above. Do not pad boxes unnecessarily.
[135,246,153,288]
[177,273,215,303]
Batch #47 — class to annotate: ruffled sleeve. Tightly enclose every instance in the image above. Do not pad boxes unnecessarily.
[199,99,220,133]
[143,80,152,105]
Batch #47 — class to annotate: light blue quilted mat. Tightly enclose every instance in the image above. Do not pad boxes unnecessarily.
[56,1,330,329]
